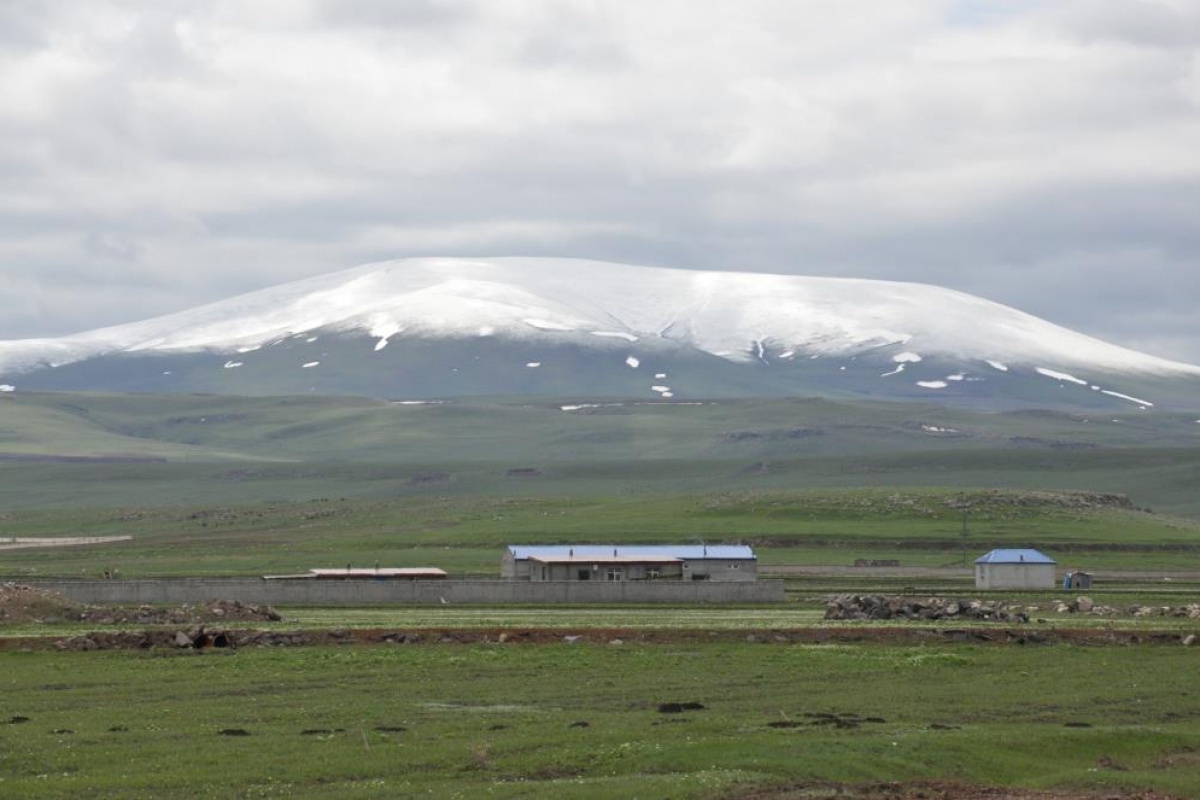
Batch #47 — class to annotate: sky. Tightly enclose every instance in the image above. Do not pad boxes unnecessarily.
[2,0,1199,363]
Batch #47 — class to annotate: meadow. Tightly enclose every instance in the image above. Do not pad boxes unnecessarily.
[2,487,1198,579]
[2,641,1199,799]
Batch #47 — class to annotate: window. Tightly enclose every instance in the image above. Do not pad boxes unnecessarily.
[729,563,740,569]
[605,567,623,581]
[646,568,661,579]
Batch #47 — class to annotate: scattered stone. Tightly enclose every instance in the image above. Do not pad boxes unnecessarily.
[1182,634,1196,647]
[825,595,1028,623]
[173,631,193,648]
[562,635,582,644]
[1075,596,1095,613]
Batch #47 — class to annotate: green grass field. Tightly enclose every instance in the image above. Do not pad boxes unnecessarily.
[1,642,1198,798]
[2,488,1198,579]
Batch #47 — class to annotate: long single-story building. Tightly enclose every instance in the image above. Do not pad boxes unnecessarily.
[264,568,448,581]
[502,545,757,582]
[974,549,1056,589]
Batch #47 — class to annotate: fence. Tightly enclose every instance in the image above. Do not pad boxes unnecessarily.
[23,578,785,605]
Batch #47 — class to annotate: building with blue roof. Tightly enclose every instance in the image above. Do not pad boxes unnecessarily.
[502,544,757,582]
[974,548,1056,589]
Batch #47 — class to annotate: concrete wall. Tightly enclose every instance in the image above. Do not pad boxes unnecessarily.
[975,563,1056,590]
[24,578,785,606]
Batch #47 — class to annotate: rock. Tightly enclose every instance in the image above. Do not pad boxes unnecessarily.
[1183,634,1196,647]
[608,639,624,646]
[173,631,193,648]
[497,633,509,643]
[1076,596,1094,613]
[562,635,582,644]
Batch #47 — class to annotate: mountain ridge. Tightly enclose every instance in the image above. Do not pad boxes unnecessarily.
[2,257,1198,409]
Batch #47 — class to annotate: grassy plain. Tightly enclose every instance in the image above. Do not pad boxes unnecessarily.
[1,642,1199,799]
[2,488,1198,579]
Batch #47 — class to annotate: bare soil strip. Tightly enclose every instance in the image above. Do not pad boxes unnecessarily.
[1,624,1196,652]
[0,535,132,551]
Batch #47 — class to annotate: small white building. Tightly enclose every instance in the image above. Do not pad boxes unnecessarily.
[502,545,757,582]
[974,549,1056,590]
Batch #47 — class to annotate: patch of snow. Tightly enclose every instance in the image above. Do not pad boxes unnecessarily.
[302,361,320,368]
[753,339,766,360]
[393,400,448,406]
[523,318,574,332]
[922,425,959,433]
[223,361,243,369]
[591,331,638,342]
[625,355,640,368]
[660,391,674,398]
[0,384,13,392]
[917,381,948,389]
[839,366,846,371]
[1101,389,1154,407]
[880,364,906,378]
[1090,385,1101,391]
[162,371,172,375]
[986,360,1009,372]
[655,372,667,379]
[560,404,603,411]
[1036,367,1088,386]
[525,362,541,368]
[651,385,671,393]
[893,352,923,363]
[478,326,495,337]
[779,350,795,359]
[369,318,403,351]
[236,345,261,353]
[946,373,965,382]
[306,336,319,343]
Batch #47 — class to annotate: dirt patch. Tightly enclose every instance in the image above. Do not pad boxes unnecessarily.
[0,585,281,628]
[0,536,132,552]
[0,583,84,624]
[657,702,706,714]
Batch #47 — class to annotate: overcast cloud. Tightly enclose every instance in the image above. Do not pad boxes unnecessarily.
[2,0,1199,362]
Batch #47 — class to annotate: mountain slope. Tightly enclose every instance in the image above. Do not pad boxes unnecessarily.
[2,257,1198,409]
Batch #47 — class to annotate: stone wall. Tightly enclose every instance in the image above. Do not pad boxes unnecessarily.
[23,578,785,606]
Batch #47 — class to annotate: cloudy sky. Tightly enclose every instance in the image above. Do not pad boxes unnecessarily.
[2,0,1199,362]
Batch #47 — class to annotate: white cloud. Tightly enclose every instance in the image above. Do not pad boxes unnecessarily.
[0,1,1197,363]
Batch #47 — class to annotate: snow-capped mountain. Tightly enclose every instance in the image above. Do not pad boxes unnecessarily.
[2,257,1198,409]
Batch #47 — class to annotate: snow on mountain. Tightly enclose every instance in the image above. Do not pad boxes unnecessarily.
[1,256,1198,378]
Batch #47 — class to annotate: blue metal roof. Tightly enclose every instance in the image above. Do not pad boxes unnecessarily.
[508,545,755,561]
[974,548,1056,565]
